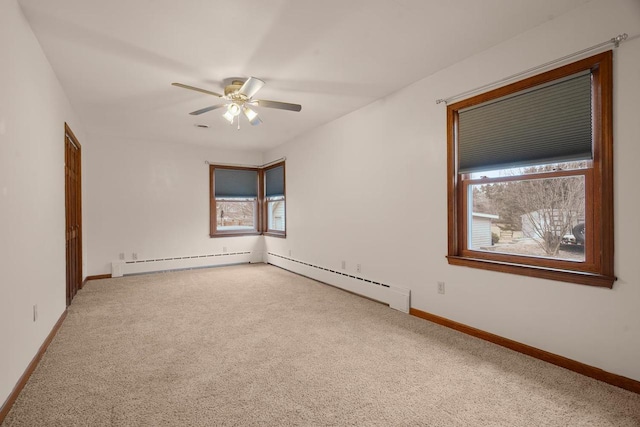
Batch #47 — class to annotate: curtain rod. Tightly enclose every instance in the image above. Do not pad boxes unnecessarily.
[204,157,286,168]
[435,33,628,105]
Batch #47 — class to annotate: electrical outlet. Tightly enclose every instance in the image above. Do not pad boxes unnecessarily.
[132,252,138,260]
[33,304,38,322]
[223,246,228,253]
[356,264,361,273]
[341,260,346,270]
[437,281,445,294]
[119,252,125,260]
[288,249,292,257]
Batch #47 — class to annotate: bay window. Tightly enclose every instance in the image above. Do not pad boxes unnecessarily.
[209,161,286,237]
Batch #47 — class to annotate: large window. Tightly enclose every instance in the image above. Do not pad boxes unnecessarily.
[447,52,614,287]
[209,162,286,237]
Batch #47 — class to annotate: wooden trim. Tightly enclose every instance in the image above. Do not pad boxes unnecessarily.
[85,274,112,281]
[262,161,286,236]
[209,232,262,238]
[446,256,614,288]
[596,52,615,279]
[446,52,614,286]
[64,123,82,303]
[446,107,459,256]
[264,231,287,239]
[258,167,265,233]
[0,310,68,424]
[82,274,112,288]
[465,167,588,185]
[459,170,600,273]
[209,165,216,237]
[209,164,261,237]
[282,163,286,235]
[210,161,287,238]
[410,307,640,394]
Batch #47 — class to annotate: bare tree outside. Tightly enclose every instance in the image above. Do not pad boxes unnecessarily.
[517,174,584,256]
[216,198,256,229]
[472,162,586,259]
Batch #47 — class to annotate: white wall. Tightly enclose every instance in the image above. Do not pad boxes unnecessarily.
[2,0,638,411]
[0,0,86,406]
[264,0,640,381]
[85,135,264,276]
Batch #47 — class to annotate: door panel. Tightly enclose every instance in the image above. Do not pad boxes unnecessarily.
[65,124,82,306]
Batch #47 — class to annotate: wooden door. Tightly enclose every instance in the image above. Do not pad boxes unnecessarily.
[65,123,82,306]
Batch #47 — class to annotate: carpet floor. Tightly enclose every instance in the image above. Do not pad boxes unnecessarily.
[2,263,639,426]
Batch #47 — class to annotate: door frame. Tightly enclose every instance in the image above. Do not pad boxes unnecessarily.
[64,122,82,306]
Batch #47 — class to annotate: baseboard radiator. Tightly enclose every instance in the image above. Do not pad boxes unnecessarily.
[266,252,410,313]
[111,251,256,277]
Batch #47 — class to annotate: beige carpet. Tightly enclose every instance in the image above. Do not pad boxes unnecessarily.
[3,263,639,426]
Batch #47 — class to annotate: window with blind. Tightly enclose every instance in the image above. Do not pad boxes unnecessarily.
[264,164,286,235]
[209,161,286,237]
[211,167,260,236]
[446,52,614,287]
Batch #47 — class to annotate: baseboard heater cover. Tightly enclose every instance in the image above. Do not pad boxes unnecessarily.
[112,251,255,277]
[266,252,410,313]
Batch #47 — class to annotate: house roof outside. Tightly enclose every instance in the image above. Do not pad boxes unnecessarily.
[472,212,499,220]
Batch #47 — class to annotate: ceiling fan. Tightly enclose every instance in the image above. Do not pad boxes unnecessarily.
[172,77,302,127]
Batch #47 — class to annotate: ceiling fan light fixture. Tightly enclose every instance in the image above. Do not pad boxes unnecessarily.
[222,109,235,124]
[242,106,262,126]
[227,103,241,116]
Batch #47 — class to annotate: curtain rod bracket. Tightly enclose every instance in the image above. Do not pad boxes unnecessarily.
[613,33,628,48]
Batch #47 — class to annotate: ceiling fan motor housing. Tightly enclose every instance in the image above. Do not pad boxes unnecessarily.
[224,80,246,98]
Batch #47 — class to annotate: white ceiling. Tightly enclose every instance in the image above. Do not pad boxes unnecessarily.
[18,0,589,151]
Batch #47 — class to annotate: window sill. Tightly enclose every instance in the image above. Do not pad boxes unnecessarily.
[209,231,286,239]
[210,231,261,238]
[446,255,615,288]
[264,231,286,238]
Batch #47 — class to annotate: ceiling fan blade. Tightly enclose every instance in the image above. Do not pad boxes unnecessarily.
[255,99,302,112]
[189,104,226,115]
[238,77,265,99]
[172,82,223,98]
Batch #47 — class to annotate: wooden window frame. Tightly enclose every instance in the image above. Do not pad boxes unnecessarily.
[446,52,615,288]
[263,162,286,238]
[209,165,262,238]
[209,161,286,238]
